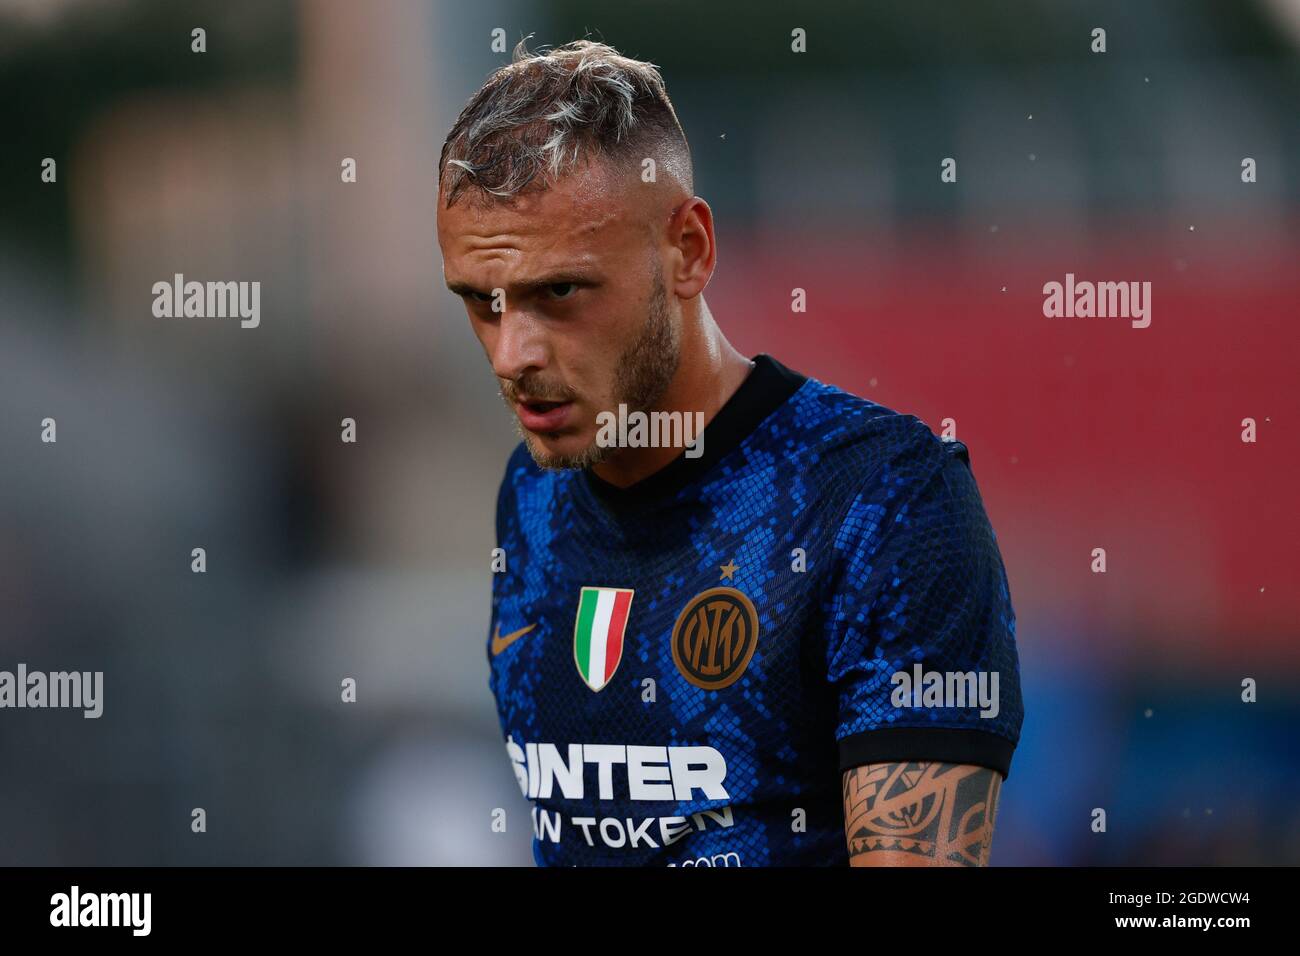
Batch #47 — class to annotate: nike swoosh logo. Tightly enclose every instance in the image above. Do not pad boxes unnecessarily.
[491,623,537,656]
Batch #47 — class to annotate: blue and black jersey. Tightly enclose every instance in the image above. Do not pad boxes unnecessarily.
[488,354,1024,866]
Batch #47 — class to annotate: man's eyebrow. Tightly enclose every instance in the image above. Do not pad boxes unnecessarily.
[445,272,599,296]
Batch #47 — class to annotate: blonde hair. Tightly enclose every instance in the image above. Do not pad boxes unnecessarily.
[438,38,693,207]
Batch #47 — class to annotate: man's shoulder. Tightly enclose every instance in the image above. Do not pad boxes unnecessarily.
[497,441,550,504]
[778,373,971,486]
[500,440,538,486]
[495,440,584,521]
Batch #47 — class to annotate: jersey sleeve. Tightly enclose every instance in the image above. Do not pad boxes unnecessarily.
[823,422,1024,778]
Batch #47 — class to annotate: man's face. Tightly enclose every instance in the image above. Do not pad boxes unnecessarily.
[437,161,680,469]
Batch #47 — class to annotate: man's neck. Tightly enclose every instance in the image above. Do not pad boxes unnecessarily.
[591,306,753,489]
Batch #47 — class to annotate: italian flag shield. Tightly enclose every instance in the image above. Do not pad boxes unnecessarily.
[573,587,634,692]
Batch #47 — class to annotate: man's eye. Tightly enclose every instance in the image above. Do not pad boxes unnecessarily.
[548,283,577,299]
[469,291,492,303]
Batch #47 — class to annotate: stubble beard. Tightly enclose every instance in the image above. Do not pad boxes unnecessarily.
[511,267,681,471]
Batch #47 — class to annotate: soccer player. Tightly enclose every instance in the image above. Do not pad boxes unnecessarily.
[436,39,1024,866]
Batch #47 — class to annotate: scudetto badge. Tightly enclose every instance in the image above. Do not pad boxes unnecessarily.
[670,587,760,690]
[574,586,634,692]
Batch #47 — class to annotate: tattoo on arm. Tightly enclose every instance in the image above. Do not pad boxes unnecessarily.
[842,762,1003,866]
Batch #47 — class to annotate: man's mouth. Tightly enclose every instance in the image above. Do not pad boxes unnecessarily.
[515,397,575,432]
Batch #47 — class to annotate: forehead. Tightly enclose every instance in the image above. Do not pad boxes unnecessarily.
[437,162,649,272]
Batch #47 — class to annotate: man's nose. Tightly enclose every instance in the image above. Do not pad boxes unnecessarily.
[490,308,548,383]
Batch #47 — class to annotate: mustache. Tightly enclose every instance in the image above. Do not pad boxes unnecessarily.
[499,375,579,405]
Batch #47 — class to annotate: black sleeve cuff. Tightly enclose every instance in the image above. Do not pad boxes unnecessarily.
[838,727,1017,779]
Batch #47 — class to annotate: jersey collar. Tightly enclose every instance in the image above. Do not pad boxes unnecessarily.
[579,353,808,510]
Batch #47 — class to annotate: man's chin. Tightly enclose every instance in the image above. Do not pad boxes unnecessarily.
[519,429,613,471]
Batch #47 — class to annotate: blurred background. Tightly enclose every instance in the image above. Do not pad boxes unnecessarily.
[1,0,1297,865]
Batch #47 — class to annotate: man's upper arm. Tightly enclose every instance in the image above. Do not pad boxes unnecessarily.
[822,423,1023,865]
[841,761,1003,866]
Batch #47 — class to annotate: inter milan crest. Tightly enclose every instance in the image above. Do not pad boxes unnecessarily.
[573,586,634,692]
[671,587,760,690]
